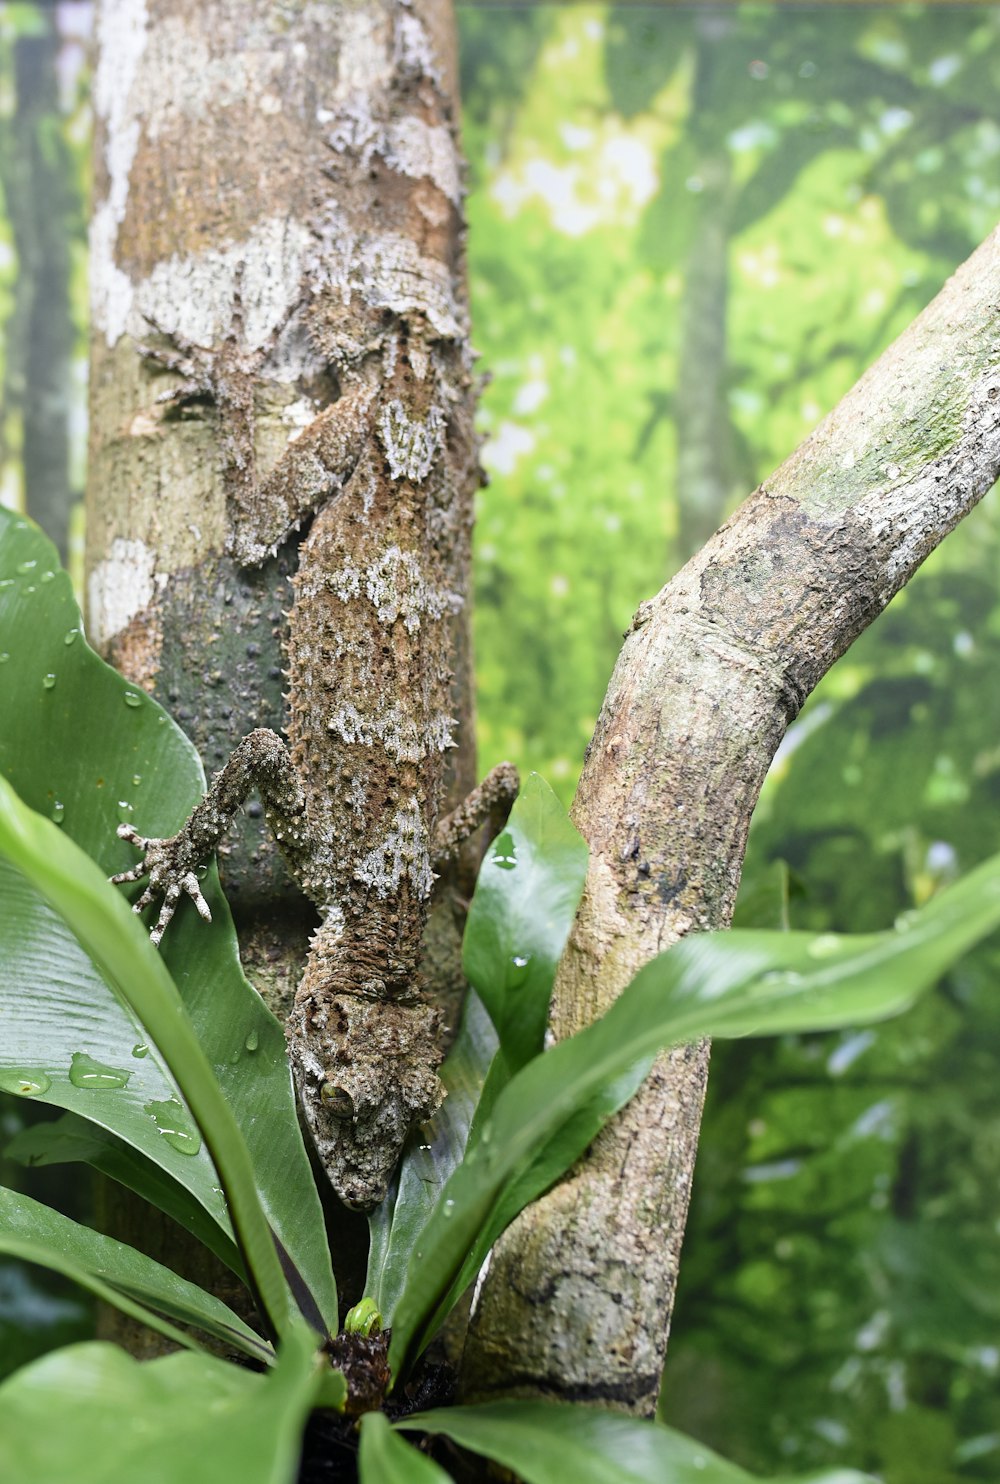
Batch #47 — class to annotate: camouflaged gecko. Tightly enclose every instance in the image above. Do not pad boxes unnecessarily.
[110,309,517,1212]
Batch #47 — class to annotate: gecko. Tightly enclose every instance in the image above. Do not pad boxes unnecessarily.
[110,296,517,1212]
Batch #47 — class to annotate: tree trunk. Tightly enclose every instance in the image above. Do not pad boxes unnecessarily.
[86,0,476,1325]
[0,12,77,557]
[461,226,1000,1414]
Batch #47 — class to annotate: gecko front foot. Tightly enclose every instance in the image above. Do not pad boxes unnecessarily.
[110,824,213,946]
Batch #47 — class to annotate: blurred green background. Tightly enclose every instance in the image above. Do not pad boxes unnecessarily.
[3,3,1000,1479]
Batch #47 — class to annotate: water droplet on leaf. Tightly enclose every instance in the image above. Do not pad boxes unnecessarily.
[144,1097,201,1156]
[50,801,65,824]
[64,628,79,645]
[16,559,36,575]
[244,1028,259,1052]
[0,1069,50,1097]
[42,673,56,690]
[491,831,517,870]
[69,1051,130,1090]
[123,691,142,709]
[131,1043,149,1059]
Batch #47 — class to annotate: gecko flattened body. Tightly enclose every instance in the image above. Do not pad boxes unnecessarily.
[113,338,517,1210]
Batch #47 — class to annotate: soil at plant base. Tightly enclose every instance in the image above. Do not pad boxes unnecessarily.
[297,1337,455,1482]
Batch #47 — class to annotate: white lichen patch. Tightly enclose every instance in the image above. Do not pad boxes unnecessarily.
[365,545,461,631]
[327,702,455,764]
[354,799,435,900]
[358,234,463,340]
[137,216,312,353]
[91,0,149,345]
[87,536,158,648]
[378,402,444,483]
[394,10,441,85]
[384,119,461,206]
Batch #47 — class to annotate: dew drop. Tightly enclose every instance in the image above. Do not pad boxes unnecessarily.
[69,1051,130,1090]
[50,800,65,824]
[0,578,13,589]
[491,831,517,871]
[117,800,134,822]
[16,559,36,575]
[64,627,80,645]
[123,691,142,709]
[0,653,7,664]
[144,1097,202,1156]
[131,773,142,787]
[42,673,56,690]
[40,569,55,584]
[131,1042,149,1059]
[244,1028,259,1052]
[511,954,530,970]
[442,1198,455,1219]
[0,1068,51,1097]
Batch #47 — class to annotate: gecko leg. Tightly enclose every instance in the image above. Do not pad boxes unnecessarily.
[110,729,306,945]
[432,761,520,870]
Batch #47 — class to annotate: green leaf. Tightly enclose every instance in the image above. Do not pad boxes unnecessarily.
[5,1111,243,1276]
[0,1188,270,1363]
[360,1410,453,1483]
[0,508,337,1336]
[463,773,588,1079]
[0,769,295,1341]
[399,1402,878,1484]
[388,852,1000,1374]
[0,1320,335,1484]
[366,992,497,1321]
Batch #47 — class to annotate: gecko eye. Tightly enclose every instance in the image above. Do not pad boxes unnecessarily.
[321,1083,355,1120]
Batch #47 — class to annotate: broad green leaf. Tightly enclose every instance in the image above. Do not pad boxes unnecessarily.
[0,1233,204,1359]
[360,1410,453,1483]
[5,1112,243,1276]
[400,1402,877,1484]
[0,1188,269,1362]
[389,852,1000,1374]
[0,1320,335,1484]
[365,992,496,1321]
[0,771,295,1340]
[462,773,588,1079]
[0,508,337,1336]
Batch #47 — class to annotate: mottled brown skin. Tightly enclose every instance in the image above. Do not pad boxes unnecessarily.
[110,5,518,1211]
[114,323,516,1209]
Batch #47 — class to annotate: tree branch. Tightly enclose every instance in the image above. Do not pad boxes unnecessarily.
[461,225,1000,1414]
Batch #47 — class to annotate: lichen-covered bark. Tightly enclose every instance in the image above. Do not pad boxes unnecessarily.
[87,0,479,1312]
[462,226,1000,1413]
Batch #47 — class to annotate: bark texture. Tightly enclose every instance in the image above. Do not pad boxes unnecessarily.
[87,0,478,1319]
[462,226,1000,1413]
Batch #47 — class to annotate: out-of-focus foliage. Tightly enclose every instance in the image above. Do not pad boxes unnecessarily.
[459,6,1000,1482]
[0,2,89,564]
[4,4,1000,1481]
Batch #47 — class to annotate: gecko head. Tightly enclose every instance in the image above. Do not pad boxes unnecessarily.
[303,994,446,1212]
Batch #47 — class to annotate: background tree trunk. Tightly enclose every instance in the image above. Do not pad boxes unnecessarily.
[86,0,476,1330]
[0,9,78,557]
[461,224,1000,1415]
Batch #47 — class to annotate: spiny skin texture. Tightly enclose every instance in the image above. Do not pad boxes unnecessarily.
[114,337,517,1209]
[109,2,518,1210]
